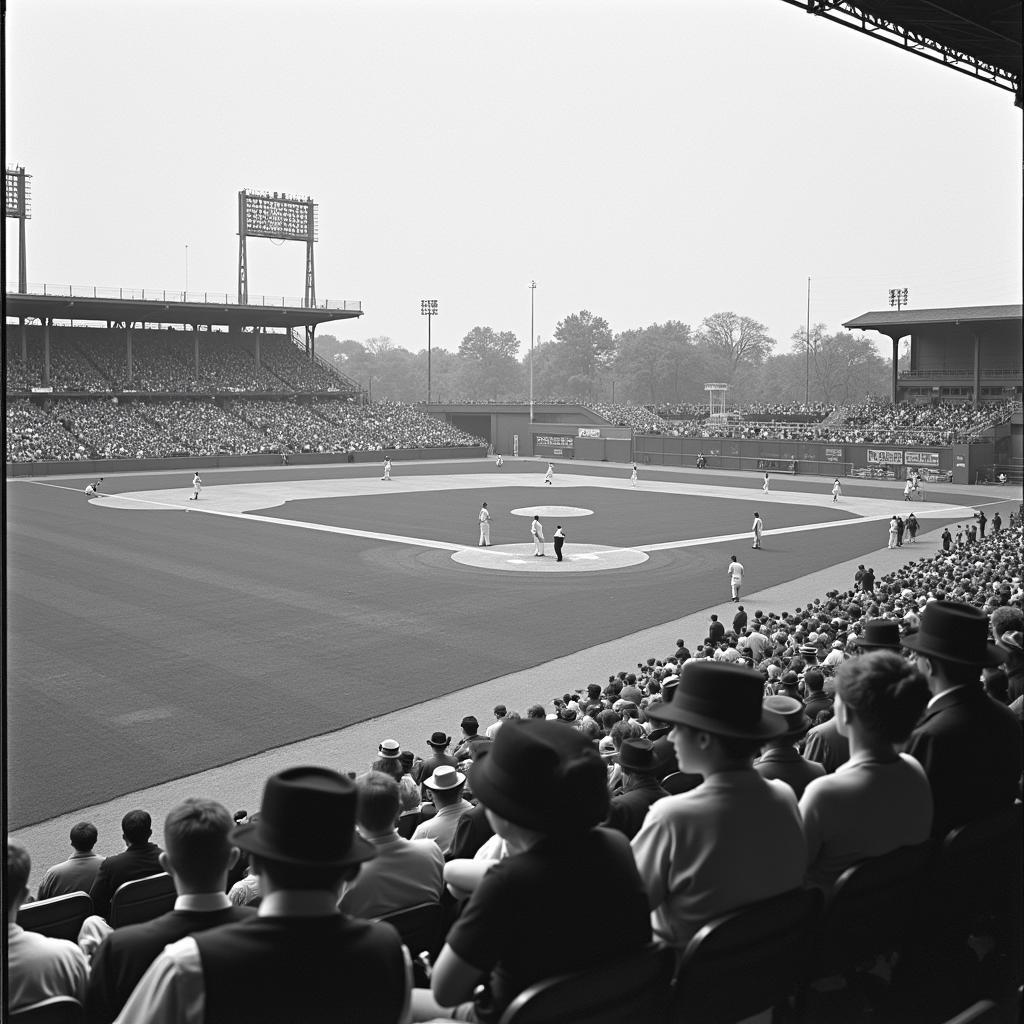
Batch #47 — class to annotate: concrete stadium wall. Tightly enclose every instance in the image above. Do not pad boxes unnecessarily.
[6,446,487,478]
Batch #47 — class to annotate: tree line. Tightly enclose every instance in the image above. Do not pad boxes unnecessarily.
[315,310,894,408]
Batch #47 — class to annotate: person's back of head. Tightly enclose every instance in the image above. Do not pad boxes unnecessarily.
[526,704,546,720]
[70,821,98,853]
[493,704,507,720]
[804,669,825,694]
[6,840,31,918]
[356,770,401,834]
[121,809,153,846]
[162,798,236,892]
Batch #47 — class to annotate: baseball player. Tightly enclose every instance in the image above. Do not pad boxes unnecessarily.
[478,502,491,546]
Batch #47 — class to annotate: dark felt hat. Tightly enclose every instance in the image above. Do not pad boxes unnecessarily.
[762,696,811,740]
[427,731,451,749]
[615,737,656,772]
[646,662,787,740]
[470,720,608,836]
[851,619,903,651]
[901,600,1002,667]
[233,766,376,869]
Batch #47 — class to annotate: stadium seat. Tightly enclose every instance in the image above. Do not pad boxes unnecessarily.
[670,886,823,1023]
[496,942,675,1024]
[9,996,85,1023]
[396,810,422,839]
[814,842,934,978]
[16,892,93,942]
[375,901,443,960]
[108,871,176,928]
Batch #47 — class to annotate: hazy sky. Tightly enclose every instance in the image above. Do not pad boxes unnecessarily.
[5,0,1021,357]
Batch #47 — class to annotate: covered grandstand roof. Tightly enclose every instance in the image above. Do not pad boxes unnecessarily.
[3,290,362,330]
[779,1,1022,104]
[844,304,1023,330]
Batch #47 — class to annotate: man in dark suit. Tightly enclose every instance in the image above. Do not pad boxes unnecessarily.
[414,731,460,794]
[114,767,408,1024]
[605,739,669,840]
[89,810,163,921]
[708,615,725,646]
[85,798,254,1023]
[904,601,1022,838]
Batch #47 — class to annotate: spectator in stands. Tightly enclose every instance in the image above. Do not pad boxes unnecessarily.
[7,839,89,1013]
[411,766,472,856]
[36,821,104,901]
[114,767,408,1024]
[799,652,932,891]
[453,716,483,761]
[604,738,669,840]
[414,732,459,793]
[88,810,163,921]
[753,696,825,799]
[84,798,254,1023]
[631,665,806,950]
[903,601,1023,838]
[339,771,444,920]
[485,705,507,739]
[802,670,833,720]
[410,720,650,1022]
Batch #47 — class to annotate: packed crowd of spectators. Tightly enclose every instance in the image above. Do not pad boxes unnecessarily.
[584,402,675,433]
[4,327,355,395]
[9,517,1021,1021]
[5,398,486,462]
[661,398,1018,445]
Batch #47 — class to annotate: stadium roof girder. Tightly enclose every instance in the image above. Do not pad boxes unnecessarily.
[3,292,363,331]
[779,1,1023,106]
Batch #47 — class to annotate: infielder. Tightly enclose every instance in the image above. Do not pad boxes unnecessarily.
[478,502,491,546]
[190,472,202,501]
[751,511,763,549]
[831,478,842,502]
[762,472,770,493]
[630,465,638,487]
[544,463,554,485]
[382,458,392,481]
[531,515,545,555]
[728,555,745,601]
[495,454,503,470]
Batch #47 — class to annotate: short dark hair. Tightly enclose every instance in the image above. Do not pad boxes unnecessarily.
[164,798,234,886]
[357,771,401,833]
[121,809,153,844]
[493,705,507,718]
[837,651,930,743]
[526,704,546,720]
[804,670,825,693]
[6,840,31,914]
[69,822,98,852]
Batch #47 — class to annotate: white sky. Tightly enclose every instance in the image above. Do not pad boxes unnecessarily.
[5,0,1022,357]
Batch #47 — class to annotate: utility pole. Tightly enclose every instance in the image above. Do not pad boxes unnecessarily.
[529,280,536,423]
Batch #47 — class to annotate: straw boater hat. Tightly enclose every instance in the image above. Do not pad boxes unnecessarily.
[232,766,376,869]
[901,600,1002,667]
[378,739,401,760]
[646,662,787,739]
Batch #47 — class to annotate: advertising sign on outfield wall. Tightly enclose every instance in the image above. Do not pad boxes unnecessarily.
[825,447,844,462]
[578,427,601,438]
[867,449,904,465]
[904,450,940,467]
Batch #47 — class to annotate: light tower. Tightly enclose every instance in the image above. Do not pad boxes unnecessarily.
[5,166,32,293]
[421,299,438,404]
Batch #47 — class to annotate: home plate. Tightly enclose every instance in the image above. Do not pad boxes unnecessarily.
[452,543,647,572]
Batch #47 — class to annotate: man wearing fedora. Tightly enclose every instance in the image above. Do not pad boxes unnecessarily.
[604,738,670,840]
[114,767,409,1024]
[630,664,806,951]
[409,720,650,1022]
[414,731,460,795]
[411,765,472,856]
[903,600,1022,838]
[753,696,826,799]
